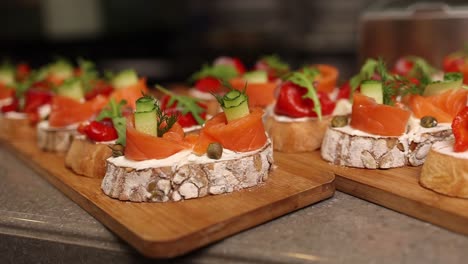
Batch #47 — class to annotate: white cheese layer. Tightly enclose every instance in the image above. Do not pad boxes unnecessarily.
[189,88,215,100]
[432,140,468,159]
[37,120,78,131]
[4,111,27,120]
[38,104,51,119]
[270,99,352,123]
[0,97,12,108]
[108,141,270,171]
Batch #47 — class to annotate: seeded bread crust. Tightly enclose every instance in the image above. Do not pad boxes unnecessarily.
[37,121,77,153]
[65,137,113,178]
[265,115,331,152]
[321,126,453,169]
[101,142,274,202]
[420,143,468,198]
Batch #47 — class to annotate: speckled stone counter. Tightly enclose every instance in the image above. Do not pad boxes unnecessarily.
[0,146,467,264]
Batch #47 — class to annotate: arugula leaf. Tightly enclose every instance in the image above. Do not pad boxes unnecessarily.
[77,58,99,92]
[407,56,435,86]
[261,55,290,76]
[349,59,379,99]
[156,85,206,125]
[287,72,322,120]
[96,98,128,146]
[189,64,239,83]
[112,116,127,146]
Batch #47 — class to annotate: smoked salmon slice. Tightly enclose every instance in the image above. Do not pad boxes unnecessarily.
[125,122,192,161]
[350,93,411,136]
[0,84,14,99]
[408,89,468,123]
[48,95,108,128]
[193,108,267,154]
[312,64,339,93]
[111,78,148,110]
[230,78,277,107]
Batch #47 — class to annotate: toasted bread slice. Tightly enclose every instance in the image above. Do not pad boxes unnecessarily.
[37,121,77,153]
[265,115,331,152]
[65,137,113,178]
[101,142,274,202]
[420,141,468,198]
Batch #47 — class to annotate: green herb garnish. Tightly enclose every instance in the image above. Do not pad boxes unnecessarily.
[156,85,206,125]
[287,71,322,120]
[189,64,239,83]
[97,98,128,146]
[213,81,249,122]
[260,54,290,76]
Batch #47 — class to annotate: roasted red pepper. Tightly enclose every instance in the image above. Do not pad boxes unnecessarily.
[160,95,207,128]
[79,119,118,142]
[23,89,53,113]
[214,56,246,75]
[1,97,19,113]
[452,106,468,152]
[16,63,31,82]
[274,81,335,118]
[392,57,415,76]
[85,81,114,100]
[194,77,223,93]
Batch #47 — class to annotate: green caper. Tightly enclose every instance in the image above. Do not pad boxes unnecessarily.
[207,142,223,160]
[331,115,348,127]
[420,116,438,128]
[109,144,124,157]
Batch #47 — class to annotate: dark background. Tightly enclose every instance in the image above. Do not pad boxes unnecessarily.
[0,0,466,83]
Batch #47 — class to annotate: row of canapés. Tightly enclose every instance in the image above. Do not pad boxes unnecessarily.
[0,51,467,201]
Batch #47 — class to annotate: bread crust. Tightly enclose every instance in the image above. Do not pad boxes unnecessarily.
[101,142,274,202]
[65,137,113,178]
[265,115,331,152]
[37,122,77,153]
[0,116,35,140]
[321,125,453,169]
[420,143,468,198]
[321,127,406,169]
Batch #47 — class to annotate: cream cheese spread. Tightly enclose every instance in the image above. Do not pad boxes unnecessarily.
[108,141,270,171]
[431,140,468,159]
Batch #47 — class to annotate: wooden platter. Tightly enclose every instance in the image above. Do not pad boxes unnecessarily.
[307,151,468,235]
[0,131,334,258]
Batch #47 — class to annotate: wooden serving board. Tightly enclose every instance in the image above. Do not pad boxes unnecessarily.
[307,151,468,235]
[0,134,334,258]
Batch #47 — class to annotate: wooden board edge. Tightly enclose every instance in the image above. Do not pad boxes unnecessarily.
[138,179,335,258]
[0,138,336,258]
[335,175,468,236]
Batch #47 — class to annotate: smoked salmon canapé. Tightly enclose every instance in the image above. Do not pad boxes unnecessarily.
[321,59,454,169]
[420,106,468,199]
[265,68,351,153]
[101,90,274,203]
[65,98,130,179]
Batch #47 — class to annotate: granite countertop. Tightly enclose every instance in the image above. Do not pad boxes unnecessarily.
[1,146,467,264]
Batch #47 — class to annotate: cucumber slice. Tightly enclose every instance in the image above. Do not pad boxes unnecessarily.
[360,80,383,104]
[48,60,74,80]
[135,110,157,136]
[220,90,249,122]
[135,96,157,136]
[243,70,268,84]
[57,78,84,101]
[0,67,15,86]
[112,69,138,89]
[423,72,463,96]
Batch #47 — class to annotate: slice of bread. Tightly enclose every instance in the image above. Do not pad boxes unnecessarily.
[65,136,113,178]
[37,121,77,153]
[0,115,35,140]
[101,142,274,202]
[265,115,332,152]
[420,141,468,198]
[321,124,453,169]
